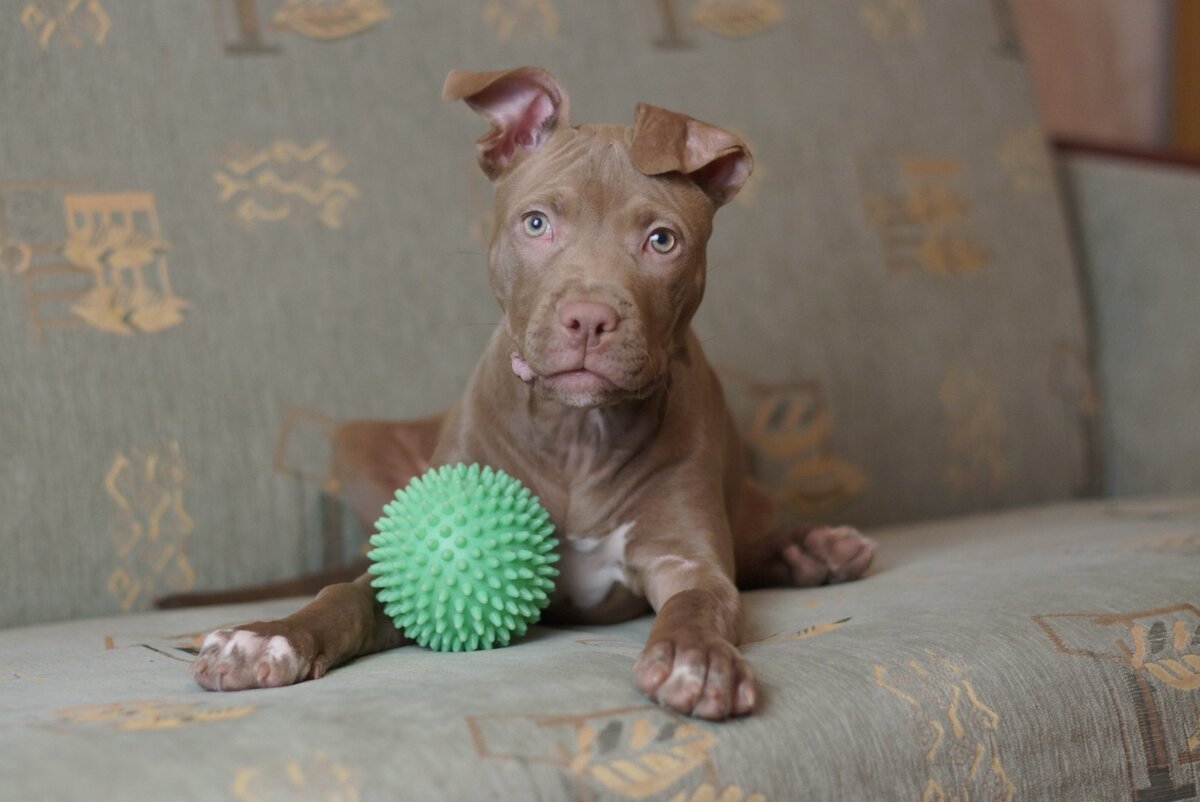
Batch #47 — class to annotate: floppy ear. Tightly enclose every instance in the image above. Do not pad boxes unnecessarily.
[631,103,752,206]
[443,66,570,180]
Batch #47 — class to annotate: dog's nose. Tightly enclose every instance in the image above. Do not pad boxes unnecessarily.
[559,301,620,346]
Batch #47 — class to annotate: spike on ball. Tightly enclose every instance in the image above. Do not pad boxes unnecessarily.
[367,463,559,652]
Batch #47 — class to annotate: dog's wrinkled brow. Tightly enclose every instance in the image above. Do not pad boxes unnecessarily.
[518,189,577,217]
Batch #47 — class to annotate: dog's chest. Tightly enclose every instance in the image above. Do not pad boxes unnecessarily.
[554,521,635,612]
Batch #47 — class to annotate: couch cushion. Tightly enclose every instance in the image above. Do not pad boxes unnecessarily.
[1063,152,1200,499]
[1,1,1093,628]
[2,498,1196,800]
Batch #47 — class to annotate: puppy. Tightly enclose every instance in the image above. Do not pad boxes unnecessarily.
[192,67,875,720]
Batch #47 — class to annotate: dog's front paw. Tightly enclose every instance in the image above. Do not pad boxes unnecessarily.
[192,624,318,692]
[634,633,755,720]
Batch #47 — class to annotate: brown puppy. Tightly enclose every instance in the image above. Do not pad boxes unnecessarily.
[192,67,875,720]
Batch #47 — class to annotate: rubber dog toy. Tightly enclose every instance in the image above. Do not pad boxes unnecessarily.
[368,463,558,651]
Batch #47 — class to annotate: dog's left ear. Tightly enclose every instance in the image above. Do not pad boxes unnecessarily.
[631,103,752,207]
[443,66,570,180]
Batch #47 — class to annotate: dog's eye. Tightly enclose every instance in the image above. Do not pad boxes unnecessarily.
[647,228,677,254]
[522,213,550,238]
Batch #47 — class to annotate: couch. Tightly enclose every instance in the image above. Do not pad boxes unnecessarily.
[2,2,1197,799]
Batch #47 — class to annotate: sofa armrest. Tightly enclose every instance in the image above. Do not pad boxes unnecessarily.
[1059,144,1200,496]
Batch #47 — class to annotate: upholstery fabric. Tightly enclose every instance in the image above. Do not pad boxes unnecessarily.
[1,0,1093,628]
[1063,153,1200,499]
[1,498,1198,801]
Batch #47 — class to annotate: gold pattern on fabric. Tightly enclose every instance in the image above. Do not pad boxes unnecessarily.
[745,618,850,646]
[647,0,691,48]
[0,180,89,342]
[1035,605,1200,795]
[482,0,558,42]
[690,0,785,39]
[1127,621,1200,690]
[273,406,339,492]
[270,0,389,40]
[1,184,184,340]
[998,125,1052,194]
[104,442,196,612]
[875,652,1014,802]
[21,0,109,49]
[727,374,867,517]
[57,699,254,731]
[939,369,1006,494]
[62,192,185,335]
[859,0,924,42]
[860,152,987,275]
[1183,715,1200,765]
[1035,605,1200,692]
[215,139,358,228]
[212,0,282,53]
[0,239,32,275]
[668,785,773,802]
[467,706,724,800]
[232,752,360,802]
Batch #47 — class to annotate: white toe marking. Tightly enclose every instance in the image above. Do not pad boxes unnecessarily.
[265,635,296,662]
[663,661,705,695]
[200,629,231,651]
[225,629,265,657]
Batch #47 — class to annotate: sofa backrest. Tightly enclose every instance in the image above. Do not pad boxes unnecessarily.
[0,0,1093,627]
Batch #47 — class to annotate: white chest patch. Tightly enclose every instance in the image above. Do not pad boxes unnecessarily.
[556,521,635,610]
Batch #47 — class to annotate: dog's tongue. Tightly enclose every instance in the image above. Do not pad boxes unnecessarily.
[511,353,536,382]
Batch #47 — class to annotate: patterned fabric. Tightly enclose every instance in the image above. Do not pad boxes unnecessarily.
[1063,153,1200,498]
[1,1,1093,628]
[1,498,1198,800]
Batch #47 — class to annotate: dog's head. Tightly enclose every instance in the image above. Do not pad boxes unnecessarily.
[446,66,751,409]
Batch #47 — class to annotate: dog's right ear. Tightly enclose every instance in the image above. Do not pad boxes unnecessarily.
[443,67,570,180]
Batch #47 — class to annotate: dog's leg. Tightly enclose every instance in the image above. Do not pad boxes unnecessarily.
[332,416,444,528]
[159,418,444,611]
[628,529,754,720]
[732,479,875,589]
[189,419,437,689]
[192,574,410,691]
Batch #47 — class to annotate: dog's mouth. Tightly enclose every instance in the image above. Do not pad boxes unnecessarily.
[511,352,617,386]
[510,351,627,403]
[542,368,619,395]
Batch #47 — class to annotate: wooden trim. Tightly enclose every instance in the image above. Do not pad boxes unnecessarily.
[1174,0,1200,153]
[1053,136,1200,172]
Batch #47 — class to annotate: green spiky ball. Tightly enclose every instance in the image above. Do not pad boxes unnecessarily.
[367,463,558,652]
